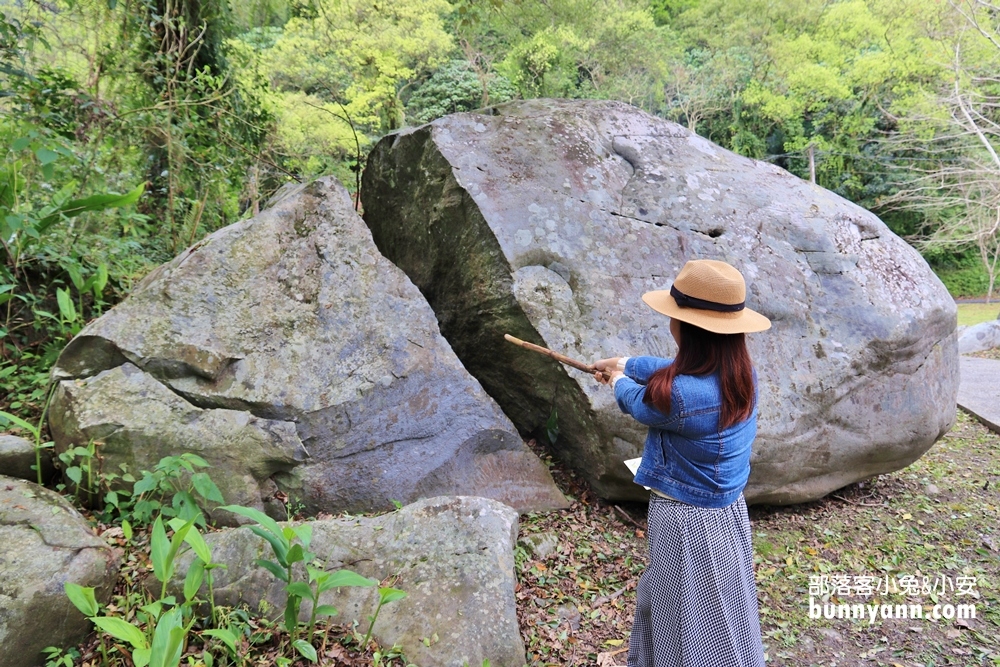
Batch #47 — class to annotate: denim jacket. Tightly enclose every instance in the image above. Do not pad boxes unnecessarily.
[614,356,757,509]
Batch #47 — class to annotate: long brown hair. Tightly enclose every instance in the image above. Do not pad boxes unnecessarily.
[644,320,756,429]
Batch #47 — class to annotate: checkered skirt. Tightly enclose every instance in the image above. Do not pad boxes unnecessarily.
[627,493,765,667]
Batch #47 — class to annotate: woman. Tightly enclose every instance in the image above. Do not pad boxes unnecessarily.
[594,259,770,667]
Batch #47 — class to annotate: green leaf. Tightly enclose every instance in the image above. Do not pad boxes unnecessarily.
[191,472,224,503]
[248,525,289,565]
[66,263,84,291]
[284,595,300,634]
[11,137,30,151]
[56,287,76,323]
[313,604,338,617]
[150,516,170,583]
[293,523,312,549]
[184,559,205,602]
[122,520,133,541]
[378,587,407,604]
[65,466,82,485]
[284,581,314,600]
[218,505,283,538]
[201,628,238,656]
[320,570,377,592]
[183,525,212,564]
[292,639,317,663]
[255,558,289,582]
[286,543,305,565]
[92,263,108,298]
[64,582,98,617]
[133,647,151,667]
[0,410,39,437]
[35,148,59,165]
[149,607,185,667]
[92,617,148,650]
[182,453,211,468]
[34,183,145,235]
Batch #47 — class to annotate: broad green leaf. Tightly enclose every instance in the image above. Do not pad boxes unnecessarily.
[293,523,312,549]
[64,582,98,617]
[321,570,377,592]
[184,559,205,602]
[286,543,305,565]
[191,472,224,503]
[65,466,82,485]
[284,595,300,634]
[292,639,317,663]
[56,287,76,323]
[92,263,108,297]
[149,607,185,667]
[202,628,238,655]
[11,137,30,151]
[284,581,313,600]
[183,453,210,468]
[66,263,84,291]
[247,525,289,565]
[122,520,133,541]
[255,558,288,582]
[313,604,338,617]
[183,525,212,564]
[35,183,145,235]
[218,505,282,537]
[133,647,151,667]
[378,587,407,604]
[150,516,169,583]
[163,518,196,581]
[35,148,59,165]
[92,617,148,650]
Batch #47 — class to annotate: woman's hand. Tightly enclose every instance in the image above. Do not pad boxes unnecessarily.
[593,357,622,372]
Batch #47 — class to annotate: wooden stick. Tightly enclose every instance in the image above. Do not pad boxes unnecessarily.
[504,334,611,378]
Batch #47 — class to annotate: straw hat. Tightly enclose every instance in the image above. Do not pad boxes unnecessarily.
[641,259,771,334]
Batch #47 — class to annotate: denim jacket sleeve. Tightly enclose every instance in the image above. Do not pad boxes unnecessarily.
[623,356,674,385]
[613,376,681,428]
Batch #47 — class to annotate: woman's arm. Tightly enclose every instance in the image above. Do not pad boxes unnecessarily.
[622,356,673,384]
[613,375,680,428]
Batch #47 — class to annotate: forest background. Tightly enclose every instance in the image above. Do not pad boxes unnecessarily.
[2,0,1000,417]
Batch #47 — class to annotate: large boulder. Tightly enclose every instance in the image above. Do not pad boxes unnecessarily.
[172,496,525,667]
[49,178,567,518]
[361,98,959,505]
[0,476,120,667]
[958,320,1000,355]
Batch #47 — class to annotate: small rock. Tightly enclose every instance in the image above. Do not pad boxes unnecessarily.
[0,435,54,482]
[554,603,582,631]
[946,628,962,639]
[925,483,940,496]
[0,475,120,667]
[817,628,843,644]
[520,531,560,559]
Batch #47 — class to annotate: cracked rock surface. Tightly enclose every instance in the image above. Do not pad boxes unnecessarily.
[362,98,958,505]
[0,475,120,667]
[49,178,567,519]
[171,495,524,667]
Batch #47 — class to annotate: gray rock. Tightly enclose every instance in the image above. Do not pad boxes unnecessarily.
[958,356,1000,435]
[519,531,560,559]
[0,435,53,482]
[49,178,567,518]
[958,320,1000,354]
[362,99,958,506]
[0,475,120,667]
[172,496,525,667]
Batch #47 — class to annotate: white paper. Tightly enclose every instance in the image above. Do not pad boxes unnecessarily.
[623,457,651,490]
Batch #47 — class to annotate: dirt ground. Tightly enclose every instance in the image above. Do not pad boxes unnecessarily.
[516,410,1000,666]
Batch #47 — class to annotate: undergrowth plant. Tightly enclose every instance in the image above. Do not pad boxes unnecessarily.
[52,457,409,667]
